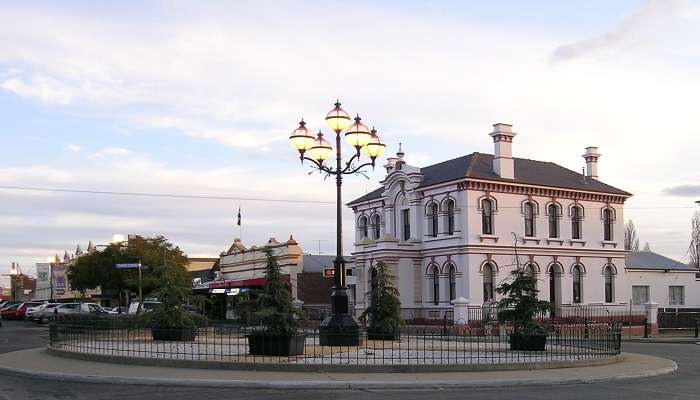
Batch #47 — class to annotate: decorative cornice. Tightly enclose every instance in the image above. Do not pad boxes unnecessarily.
[465,180,628,204]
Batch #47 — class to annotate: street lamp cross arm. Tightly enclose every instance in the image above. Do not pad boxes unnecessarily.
[342,160,376,176]
[302,156,335,174]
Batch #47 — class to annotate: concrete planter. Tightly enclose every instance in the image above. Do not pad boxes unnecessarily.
[151,327,197,342]
[247,333,306,356]
[509,334,547,351]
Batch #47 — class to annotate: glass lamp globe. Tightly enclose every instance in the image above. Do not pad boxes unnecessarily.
[288,119,315,153]
[325,101,351,133]
[345,115,372,149]
[362,128,386,159]
[307,131,334,162]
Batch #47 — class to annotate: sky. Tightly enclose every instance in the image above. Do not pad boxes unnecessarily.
[1,0,700,285]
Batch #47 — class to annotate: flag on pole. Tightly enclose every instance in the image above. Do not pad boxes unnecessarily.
[237,206,241,226]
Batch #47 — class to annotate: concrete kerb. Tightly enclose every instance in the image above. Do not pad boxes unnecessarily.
[45,345,622,373]
[0,348,678,390]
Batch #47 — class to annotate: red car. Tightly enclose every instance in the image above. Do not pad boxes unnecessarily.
[0,303,21,320]
[1,302,42,320]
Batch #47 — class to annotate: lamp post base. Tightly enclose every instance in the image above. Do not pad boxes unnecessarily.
[319,313,360,346]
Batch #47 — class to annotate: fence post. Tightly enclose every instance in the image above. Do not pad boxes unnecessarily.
[695,318,699,339]
[643,301,659,337]
[451,297,470,324]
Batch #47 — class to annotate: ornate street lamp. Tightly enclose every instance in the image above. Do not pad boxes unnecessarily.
[289,100,386,346]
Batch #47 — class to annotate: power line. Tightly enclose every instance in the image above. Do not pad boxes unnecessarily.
[0,184,695,209]
[0,185,335,205]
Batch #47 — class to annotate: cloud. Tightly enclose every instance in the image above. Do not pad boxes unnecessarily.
[664,183,700,197]
[551,0,694,62]
[66,144,82,153]
[89,147,131,160]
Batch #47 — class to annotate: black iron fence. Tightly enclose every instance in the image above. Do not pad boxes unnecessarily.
[48,317,621,367]
[659,308,700,330]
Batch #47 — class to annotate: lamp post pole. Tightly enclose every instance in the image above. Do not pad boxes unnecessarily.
[289,101,386,346]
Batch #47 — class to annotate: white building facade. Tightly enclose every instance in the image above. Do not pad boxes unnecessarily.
[349,123,632,316]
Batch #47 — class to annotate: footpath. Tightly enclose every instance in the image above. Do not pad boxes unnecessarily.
[0,348,677,389]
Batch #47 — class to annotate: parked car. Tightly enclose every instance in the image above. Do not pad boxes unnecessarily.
[0,301,19,311]
[0,303,21,320]
[37,302,109,322]
[26,303,57,321]
[108,306,127,314]
[12,302,44,320]
[127,301,161,314]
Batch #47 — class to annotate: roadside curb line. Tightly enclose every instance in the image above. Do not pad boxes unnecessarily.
[0,359,678,389]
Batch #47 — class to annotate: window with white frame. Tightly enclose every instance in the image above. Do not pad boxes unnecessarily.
[427,203,438,237]
[669,286,685,306]
[603,208,614,241]
[448,264,456,301]
[524,202,536,237]
[358,215,369,239]
[483,263,495,302]
[371,214,381,239]
[632,285,649,306]
[446,199,455,235]
[572,265,582,303]
[604,265,615,303]
[430,265,440,305]
[571,205,583,240]
[548,203,559,238]
[401,209,410,241]
[481,198,494,235]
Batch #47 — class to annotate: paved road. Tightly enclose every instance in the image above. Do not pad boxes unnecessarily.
[0,320,697,399]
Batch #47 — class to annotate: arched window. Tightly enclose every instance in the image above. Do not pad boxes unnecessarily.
[548,204,559,238]
[446,199,455,235]
[483,263,494,302]
[448,264,456,301]
[359,216,369,239]
[481,198,494,235]
[524,263,537,290]
[603,208,614,241]
[431,265,440,305]
[572,265,582,304]
[604,265,614,303]
[571,205,583,240]
[524,202,535,237]
[428,203,438,237]
[371,214,381,240]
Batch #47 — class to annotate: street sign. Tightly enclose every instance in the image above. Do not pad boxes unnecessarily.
[115,263,141,269]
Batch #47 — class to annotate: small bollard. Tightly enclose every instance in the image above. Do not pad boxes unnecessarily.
[644,317,649,338]
[695,318,699,339]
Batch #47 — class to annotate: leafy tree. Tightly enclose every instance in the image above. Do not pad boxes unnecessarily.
[496,268,551,335]
[624,220,640,251]
[140,263,203,329]
[66,235,190,305]
[361,261,401,338]
[253,248,300,336]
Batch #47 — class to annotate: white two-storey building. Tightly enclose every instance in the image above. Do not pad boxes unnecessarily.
[348,123,632,316]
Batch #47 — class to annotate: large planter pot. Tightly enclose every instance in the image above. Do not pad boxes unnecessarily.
[151,326,197,342]
[247,332,306,356]
[509,333,547,351]
[366,327,400,341]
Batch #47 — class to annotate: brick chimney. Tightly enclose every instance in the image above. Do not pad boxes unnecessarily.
[583,146,601,180]
[489,123,516,179]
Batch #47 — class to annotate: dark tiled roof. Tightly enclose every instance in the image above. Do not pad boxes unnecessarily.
[348,152,631,205]
[625,251,695,271]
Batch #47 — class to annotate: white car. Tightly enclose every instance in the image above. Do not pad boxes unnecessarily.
[38,302,109,322]
[127,301,161,314]
[26,303,57,321]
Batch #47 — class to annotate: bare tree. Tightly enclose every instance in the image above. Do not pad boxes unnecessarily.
[690,211,700,269]
[624,220,640,252]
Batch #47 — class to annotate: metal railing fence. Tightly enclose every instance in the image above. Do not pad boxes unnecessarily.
[49,317,621,367]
